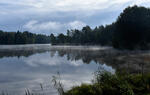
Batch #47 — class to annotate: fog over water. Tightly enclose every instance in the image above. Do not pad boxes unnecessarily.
[0,44,149,95]
[0,44,115,95]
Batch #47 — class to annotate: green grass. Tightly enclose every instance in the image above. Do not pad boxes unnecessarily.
[64,72,150,95]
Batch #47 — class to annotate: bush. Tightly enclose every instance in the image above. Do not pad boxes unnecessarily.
[64,84,102,95]
[64,72,150,95]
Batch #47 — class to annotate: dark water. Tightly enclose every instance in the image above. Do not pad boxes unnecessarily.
[0,44,115,95]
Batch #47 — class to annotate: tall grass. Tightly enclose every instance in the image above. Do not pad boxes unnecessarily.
[64,70,150,95]
[1,69,150,95]
[52,72,64,95]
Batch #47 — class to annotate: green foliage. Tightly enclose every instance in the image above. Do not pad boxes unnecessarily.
[95,72,134,95]
[35,34,50,44]
[113,5,150,50]
[65,72,150,95]
[127,74,150,95]
[50,34,56,44]
[51,5,150,50]
[0,30,50,44]
[64,84,102,95]
[51,25,113,46]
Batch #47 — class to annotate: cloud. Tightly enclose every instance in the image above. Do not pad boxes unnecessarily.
[23,20,63,34]
[0,0,150,34]
[1,0,150,15]
[0,0,138,14]
[24,52,83,67]
[130,0,150,6]
[68,21,86,30]
[23,20,86,34]
[24,20,62,31]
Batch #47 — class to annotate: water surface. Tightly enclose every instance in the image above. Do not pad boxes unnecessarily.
[0,44,150,95]
[0,44,115,95]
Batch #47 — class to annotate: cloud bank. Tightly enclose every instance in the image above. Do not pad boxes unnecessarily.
[23,20,86,34]
[0,0,150,34]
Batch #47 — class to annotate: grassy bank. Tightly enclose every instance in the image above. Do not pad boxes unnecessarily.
[64,72,150,95]
[0,72,150,95]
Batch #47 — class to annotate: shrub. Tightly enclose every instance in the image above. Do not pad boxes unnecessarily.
[64,84,102,95]
[64,72,150,95]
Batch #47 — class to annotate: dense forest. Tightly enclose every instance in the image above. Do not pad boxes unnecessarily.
[0,30,50,44]
[51,5,150,50]
[50,24,114,46]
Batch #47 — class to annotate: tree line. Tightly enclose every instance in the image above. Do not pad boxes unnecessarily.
[50,24,114,46]
[0,30,50,44]
[50,5,150,50]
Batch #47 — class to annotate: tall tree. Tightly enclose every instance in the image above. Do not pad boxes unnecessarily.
[113,5,150,49]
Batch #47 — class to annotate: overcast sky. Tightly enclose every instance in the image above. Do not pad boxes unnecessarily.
[0,0,150,35]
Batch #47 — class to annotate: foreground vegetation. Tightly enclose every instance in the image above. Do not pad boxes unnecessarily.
[51,5,150,50]
[0,71,150,95]
[64,72,150,95]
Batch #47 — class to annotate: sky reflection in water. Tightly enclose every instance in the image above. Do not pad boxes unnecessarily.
[0,46,115,95]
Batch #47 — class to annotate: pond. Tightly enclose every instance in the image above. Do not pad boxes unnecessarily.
[0,44,116,95]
